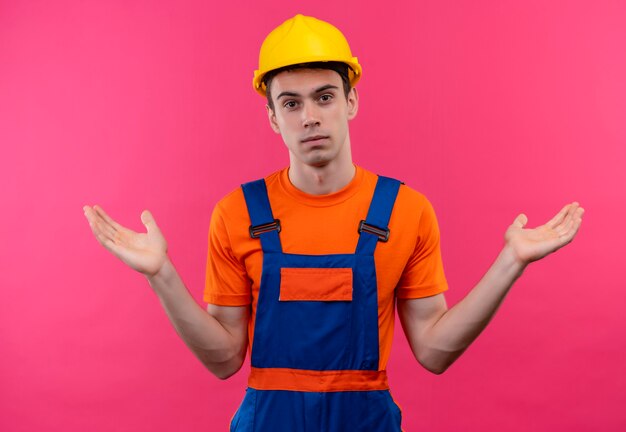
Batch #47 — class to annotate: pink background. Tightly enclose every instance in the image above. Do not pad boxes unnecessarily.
[1,0,624,431]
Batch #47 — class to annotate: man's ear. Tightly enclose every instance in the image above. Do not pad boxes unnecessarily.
[347,87,359,120]
[266,104,281,134]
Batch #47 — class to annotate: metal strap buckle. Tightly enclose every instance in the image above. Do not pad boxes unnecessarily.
[358,220,390,242]
[249,219,281,238]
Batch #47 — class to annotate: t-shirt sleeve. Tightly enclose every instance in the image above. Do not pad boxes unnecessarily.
[396,198,449,299]
[203,201,252,306]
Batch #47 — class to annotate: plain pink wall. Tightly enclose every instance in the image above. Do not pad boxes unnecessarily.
[1,0,624,431]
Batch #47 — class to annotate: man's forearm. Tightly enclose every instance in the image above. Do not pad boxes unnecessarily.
[145,257,247,379]
[422,246,526,372]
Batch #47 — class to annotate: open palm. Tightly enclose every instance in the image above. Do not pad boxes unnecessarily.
[83,205,168,277]
[505,202,584,265]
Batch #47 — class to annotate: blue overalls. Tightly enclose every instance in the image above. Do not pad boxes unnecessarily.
[230,175,403,432]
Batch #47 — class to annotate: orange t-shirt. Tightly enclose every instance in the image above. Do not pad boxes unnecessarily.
[204,165,448,370]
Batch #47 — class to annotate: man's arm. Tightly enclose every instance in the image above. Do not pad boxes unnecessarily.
[83,205,249,380]
[147,257,249,380]
[398,202,584,374]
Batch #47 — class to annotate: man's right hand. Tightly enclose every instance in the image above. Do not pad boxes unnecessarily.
[83,205,168,278]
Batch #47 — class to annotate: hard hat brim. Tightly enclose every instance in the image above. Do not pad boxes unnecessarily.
[253,58,362,97]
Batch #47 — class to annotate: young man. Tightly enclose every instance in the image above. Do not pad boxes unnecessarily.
[83,14,584,431]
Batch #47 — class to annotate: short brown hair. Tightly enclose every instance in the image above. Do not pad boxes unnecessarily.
[263,61,352,112]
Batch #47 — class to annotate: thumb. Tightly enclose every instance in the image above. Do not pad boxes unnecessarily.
[512,213,528,229]
[141,210,159,233]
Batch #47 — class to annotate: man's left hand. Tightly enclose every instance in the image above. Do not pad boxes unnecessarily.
[504,202,585,266]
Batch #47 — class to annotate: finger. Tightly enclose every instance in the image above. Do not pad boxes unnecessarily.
[84,207,106,237]
[140,210,159,234]
[568,207,584,231]
[84,212,100,238]
[89,210,118,240]
[83,206,98,225]
[512,213,528,228]
[98,217,119,242]
[84,206,136,263]
[88,218,115,249]
[91,216,117,245]
[86,214,127,252]
[546,203,573,229]
[554,203,580,234]
[557,208,584,245]
[558,216,581,245]
[97,231,128,258]
[84,207,121,245]
[94,205,124,232]
[93,205,131,242]
[555,216,574,237]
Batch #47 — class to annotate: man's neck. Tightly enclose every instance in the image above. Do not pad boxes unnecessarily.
[288,160,356,195]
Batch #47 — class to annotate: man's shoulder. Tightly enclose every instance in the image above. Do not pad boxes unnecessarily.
[361,167,431,209]
[213,168,286,214]
[398,181,431,207]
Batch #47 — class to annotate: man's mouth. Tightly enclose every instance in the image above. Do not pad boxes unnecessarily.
[301,135,329,143]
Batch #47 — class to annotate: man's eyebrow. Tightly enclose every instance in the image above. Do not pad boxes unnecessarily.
[276,91,300,100]
[276,84,340,100]
[312,84,339,94]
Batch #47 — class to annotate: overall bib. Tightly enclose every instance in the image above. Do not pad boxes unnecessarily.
[230,175,403,432]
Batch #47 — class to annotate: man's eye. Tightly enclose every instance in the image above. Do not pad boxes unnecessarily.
[319,94,333,102]
[284,101,298,109]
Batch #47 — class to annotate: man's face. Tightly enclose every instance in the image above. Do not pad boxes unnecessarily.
[266,68,358,169]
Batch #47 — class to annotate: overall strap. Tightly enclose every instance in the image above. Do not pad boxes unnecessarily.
[241,179,282,253]
[355,176,402,255]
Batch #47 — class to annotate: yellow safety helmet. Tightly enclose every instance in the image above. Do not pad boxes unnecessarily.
[253,14,362,97]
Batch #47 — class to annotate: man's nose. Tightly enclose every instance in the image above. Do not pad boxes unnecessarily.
[302,101,321,128]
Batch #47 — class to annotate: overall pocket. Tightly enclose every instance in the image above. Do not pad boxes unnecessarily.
[273,267,354,370]
[229,388,256,432]
[280,267,353,301]
[365,390,403,431]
